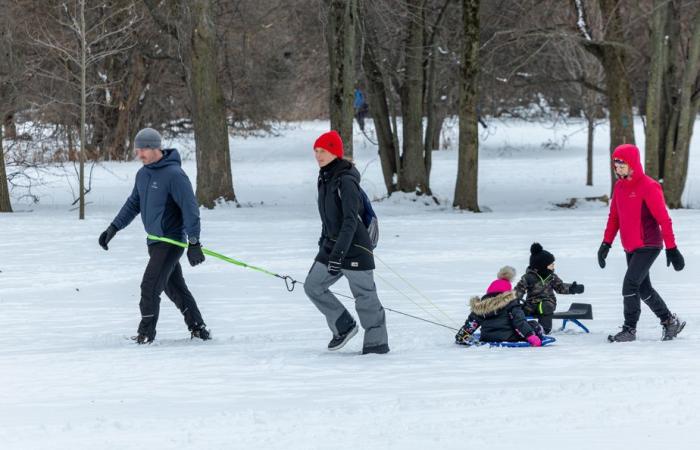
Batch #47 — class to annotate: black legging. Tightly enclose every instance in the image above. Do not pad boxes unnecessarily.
[623,247,671,328]
[138,242,205,339]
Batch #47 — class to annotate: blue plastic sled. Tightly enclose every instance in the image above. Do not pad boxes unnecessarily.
[471,334,556,348]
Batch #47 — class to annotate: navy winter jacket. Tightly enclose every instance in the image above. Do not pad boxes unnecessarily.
[111,149,200,244]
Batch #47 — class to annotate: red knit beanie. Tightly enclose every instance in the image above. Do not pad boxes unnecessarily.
[314,130,344,159]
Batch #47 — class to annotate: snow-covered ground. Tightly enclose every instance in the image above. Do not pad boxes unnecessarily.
[1,118,699,449]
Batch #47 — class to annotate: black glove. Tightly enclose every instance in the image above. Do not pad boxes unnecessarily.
[187,243,205,267]
[98,225,118,250]
[597,242,611,269]
[570,282,585,294]
[666,247,685,271]
[328,254,342,276]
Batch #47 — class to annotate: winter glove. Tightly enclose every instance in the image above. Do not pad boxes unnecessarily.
[455,326,478,346]
[597,242,611,269]
[187,243,205,267]
[570,282,585,294]
[526,334,542,347]
[328,254,342,276]
[666,247,685,271]
[98,224,118,251]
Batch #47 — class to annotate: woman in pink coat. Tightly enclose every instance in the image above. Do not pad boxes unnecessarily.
[598,144,686,342]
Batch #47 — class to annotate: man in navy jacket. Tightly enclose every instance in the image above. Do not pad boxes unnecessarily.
[98,128,210,344]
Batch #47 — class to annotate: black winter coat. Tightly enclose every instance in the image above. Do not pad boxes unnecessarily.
[513,267,572,314]
[315,159,375,271]
[459,291,536,342]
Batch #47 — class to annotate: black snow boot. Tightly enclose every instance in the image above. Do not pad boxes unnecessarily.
[328,323,358,351]
[132,334,154,345]
[191,324,212,341]
[661,314,685,341]
[608,325,636,343]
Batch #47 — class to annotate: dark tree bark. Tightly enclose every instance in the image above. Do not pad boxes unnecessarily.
[0,123,12,212]
[586,112,594,186]
[145,0,236,208]
[453,0,480,211]
[326,0,356,159]
[362,20,398,193]
[662,7,700,208]
[399,0,429,194]
[577,0,636,190]
[644,0,671,180]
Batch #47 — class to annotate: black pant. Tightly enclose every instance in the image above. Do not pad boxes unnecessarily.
[522,300,555,334]
[623,247,671,328]
[138,242,205,339]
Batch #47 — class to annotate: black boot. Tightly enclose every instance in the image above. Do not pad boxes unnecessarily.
[191,324,212,341]
[608,325,636,343]
[661,314,685,341]
[328,323,358,351]
[132,334,154,345]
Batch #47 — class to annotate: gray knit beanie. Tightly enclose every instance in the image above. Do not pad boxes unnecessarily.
[134,128,162,149]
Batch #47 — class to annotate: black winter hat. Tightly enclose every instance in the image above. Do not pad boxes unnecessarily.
[529,242,555,272]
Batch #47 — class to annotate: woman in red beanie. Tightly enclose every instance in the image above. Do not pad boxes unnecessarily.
[303,131,389,354]
[598,144,686,342]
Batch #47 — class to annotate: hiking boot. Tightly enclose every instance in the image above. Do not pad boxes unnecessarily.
[328,323,358,351]
[191,324,212,341]
[132,334,154,345]
[608,325,636,343]
[661,314,685,341]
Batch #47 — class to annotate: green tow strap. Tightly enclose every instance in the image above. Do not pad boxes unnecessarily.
[147,235,459,331]
[147,234,282,279]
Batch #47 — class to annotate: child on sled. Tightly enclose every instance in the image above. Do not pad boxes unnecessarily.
[514,243,584,333]
[455,266,544,347]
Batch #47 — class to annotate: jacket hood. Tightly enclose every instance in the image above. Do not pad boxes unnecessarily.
[147,148,181,169]
[469,290,518,316]
[612,144,644,181]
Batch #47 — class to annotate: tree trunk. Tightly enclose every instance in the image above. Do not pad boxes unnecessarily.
[0,123,12,212]
[109,53,147,160]
[594,0,636,190]
[644,0,670,180]
[362,23,397,194]
[3,114,16,139]
[586,113,594,186]
[662,8,700,208]
[399,0,429,194]
[79,0,86,220]
[326,0,356,159]
[453,0,479,211]
[182,0,236,208]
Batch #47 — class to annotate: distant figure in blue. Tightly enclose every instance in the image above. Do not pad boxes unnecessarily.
[354,87,369,132]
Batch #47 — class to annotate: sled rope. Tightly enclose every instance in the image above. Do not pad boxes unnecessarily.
[374,253,460,328]
[147,235,458,331]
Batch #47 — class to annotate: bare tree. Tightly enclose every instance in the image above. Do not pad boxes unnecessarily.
[32,0,138,219]
[453,0,480,211]
[325,0,356,159]
[574,0,636,190]
[144,0,236,208]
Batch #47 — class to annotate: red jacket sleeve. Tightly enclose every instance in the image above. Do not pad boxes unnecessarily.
[645,182,677,249]
[603,189,620,245]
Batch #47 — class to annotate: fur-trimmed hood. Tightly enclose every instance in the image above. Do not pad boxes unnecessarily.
[469,290,518,317]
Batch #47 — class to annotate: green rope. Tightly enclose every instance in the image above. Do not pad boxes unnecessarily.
[147,234,458,331]
[147,234,280,278]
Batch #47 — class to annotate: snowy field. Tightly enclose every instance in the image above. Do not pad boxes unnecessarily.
[1,118,699,449]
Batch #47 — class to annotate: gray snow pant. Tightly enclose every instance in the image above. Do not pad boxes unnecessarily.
[304,261,388,349]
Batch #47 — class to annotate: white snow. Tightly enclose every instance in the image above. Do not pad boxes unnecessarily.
[1,118,699,449]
